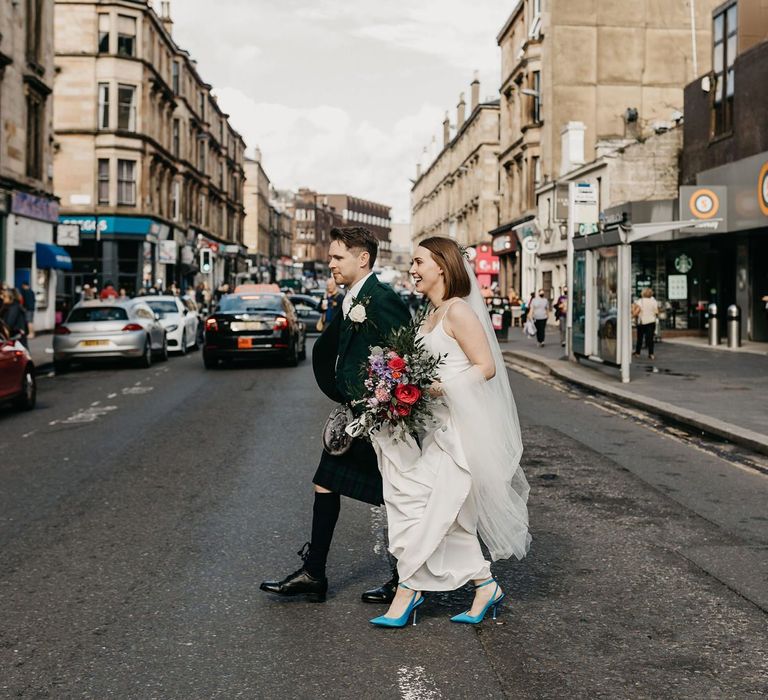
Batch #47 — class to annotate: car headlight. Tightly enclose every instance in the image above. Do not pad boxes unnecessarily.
[167,324,179,332]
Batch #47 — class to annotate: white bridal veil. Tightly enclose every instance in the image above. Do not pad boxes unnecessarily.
[438,260,531,561]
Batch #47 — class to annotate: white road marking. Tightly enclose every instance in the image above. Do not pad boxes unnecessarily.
[22,431,36,439]
[397,666,443,700]
[54,405,118,425]
[91,401,101,406]
[121,386,154,395]
[107,393,117,398]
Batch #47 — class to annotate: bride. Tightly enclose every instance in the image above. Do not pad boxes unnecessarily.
[369,236,531,628]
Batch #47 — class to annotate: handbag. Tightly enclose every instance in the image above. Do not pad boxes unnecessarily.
[322,404,354,455]
[524,317,536,337]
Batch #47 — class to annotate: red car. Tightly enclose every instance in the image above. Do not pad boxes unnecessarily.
[0,320,36,410]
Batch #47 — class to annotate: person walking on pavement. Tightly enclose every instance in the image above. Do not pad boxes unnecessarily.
[530,289,550,347]
[0,288,29,348]
[555,287,568,347]
[633,287,659,360]
[19,281,36,339]
[260,226,411,605]
[318,277,344,332]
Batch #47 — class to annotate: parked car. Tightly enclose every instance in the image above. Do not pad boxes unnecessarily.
[145,295,198,354]
[288,294,323,334]
[53,299,168,372]
[202,292,306,369]
[0,320,35,410]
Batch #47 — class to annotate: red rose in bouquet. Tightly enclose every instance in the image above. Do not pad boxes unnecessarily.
[394,404,412,417]
[394,383,421,406]
[387,356,406,372]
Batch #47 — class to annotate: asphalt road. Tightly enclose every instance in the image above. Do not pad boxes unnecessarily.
[1,345,767,699]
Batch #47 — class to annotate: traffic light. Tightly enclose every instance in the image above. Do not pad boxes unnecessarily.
[200,248,212,273]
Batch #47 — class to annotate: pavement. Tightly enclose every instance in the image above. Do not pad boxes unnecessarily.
[501,325,768,457]
[1,342,767,697]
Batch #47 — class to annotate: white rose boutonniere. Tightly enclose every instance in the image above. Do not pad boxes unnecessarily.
[347,295,372,330]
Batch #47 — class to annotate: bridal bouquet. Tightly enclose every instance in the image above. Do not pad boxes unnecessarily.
[346,316,444,441]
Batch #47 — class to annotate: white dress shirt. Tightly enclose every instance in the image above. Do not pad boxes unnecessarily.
[342,271,375,318]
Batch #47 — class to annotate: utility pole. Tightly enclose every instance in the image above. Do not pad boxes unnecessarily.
[690,0,699,78]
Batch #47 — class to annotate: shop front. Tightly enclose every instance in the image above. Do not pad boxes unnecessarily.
[57,215,162,302]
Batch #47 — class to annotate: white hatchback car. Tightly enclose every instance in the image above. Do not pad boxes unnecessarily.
[145,296,199,354]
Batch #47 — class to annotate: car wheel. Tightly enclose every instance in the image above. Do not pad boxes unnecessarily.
[13,370,37,410]
[298,336,307,361]
[160,334,169,361]
[138,338,152,368]
[53,360,70,375]
[180,331,188,355]
[203,353,218,369]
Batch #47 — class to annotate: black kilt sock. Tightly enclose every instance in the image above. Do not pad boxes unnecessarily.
[305,492,341,579]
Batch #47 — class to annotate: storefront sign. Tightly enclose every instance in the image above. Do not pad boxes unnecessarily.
[158,240,178,264]
[572,182,599,229]
[635,276,653,297]
[674,254,693,273]
[523,237,540,253]
[759,162,768,217]
[474,244,500,275]
[57,223,80,247]
[492,233,515,254]
[11,191,59,223]
[59,215,159,237]
[687,188,720,219]
[555,184,569,221]
[668,274,688,300]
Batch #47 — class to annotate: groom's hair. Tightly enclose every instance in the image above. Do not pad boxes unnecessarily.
[420,237,471,299]
[330,226,378,269]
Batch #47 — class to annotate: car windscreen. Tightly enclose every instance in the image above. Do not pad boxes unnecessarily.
[219,295,283,313]
[146,300,179,315]
[68,306,128,322]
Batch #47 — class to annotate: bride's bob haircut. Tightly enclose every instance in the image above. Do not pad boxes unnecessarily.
[419,236,472,300]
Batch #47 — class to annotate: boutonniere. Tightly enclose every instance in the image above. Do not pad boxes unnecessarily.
[347,295,372,330]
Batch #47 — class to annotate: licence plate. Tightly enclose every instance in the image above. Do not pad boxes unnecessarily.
[81,339,109,347]
[232,321,264,331]
[237,337,254,349]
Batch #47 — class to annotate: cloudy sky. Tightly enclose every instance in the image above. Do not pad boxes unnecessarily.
[171,0,511,222]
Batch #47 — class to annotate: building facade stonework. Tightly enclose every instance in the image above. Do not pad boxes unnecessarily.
[53,0,245,297]
[411,75,500,256]
[0,0,62,331]
[243,151,271,273]
[494,0,722,300]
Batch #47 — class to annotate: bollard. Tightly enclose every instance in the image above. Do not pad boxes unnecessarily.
[707,303,719,346]
[726,304,741,348]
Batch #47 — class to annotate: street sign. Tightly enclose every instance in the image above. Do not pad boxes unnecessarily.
[523,237,540,253]
[57,223,80,247]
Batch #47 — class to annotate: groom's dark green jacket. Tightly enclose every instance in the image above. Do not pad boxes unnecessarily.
[312,274,411,505]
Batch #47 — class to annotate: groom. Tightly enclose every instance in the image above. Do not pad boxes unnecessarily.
[260,226,411,603]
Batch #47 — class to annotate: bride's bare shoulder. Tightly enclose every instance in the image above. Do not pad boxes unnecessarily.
[443,298,477,335]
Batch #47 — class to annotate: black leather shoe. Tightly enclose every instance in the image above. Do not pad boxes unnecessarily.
[260,568,328,602]
[361,573,398,604]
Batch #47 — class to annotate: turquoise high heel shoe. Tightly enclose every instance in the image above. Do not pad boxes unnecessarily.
[369,584,424,628]
[450,578,505,624]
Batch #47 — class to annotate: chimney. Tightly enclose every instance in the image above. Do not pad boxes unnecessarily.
[470,70,480,111]
[416,162,422,178]
[560,121,586,176]
[457,92,466,129]
[442,111,450,147]
[253,145,262,163]
[160,1,173,35]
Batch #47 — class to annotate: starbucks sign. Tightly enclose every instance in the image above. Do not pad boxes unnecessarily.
[674,254,693,273]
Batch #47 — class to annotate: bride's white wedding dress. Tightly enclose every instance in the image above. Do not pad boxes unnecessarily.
[373,297,531,591]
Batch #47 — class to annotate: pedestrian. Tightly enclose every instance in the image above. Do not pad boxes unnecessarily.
[260,226,412,606]
[118,288,128,300]
[0,288,29,347]
[367,236,530,628]
[555,286,568,347]
[81,284,95,301]
[19,281,36,339]
[632,287,659,360]
[100,281,118,300]
[530,289,550,347]
[318,277,344,331]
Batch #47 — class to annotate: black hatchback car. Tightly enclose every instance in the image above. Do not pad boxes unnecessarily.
[202,293,306,369]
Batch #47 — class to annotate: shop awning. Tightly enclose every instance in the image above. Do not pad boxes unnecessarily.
[35,242,72,270]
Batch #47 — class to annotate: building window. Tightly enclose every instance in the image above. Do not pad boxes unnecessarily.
[172,118,180,157]
[200,193,207,226]
[116,15,136,57]
[171,180,180,221]
[117,84,136,131]
[25,89,45,180]
[198,140,205,172]
[98,13,110,53]
[97,82,110,129]
[98,158,110,204]
[172,61,180,94]
[117,159,136,205]
[220,162,225,190]
[531,70,542,123]
[712,3,737,136]
[198,92,205,119]
[26,0,44,64]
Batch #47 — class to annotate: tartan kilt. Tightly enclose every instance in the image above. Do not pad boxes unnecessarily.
[313,437,382,506]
